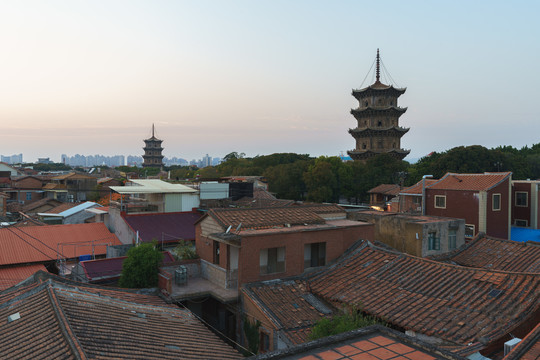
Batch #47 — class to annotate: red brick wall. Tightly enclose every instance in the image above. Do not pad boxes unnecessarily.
[512,182,531,226]
[426,189,479,235]
[237,224,373,285]
[486,180,510,239]
[14,177,42,189]
[195,224,214,263]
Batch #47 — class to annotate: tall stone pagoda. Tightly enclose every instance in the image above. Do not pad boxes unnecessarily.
[142,124,164,168]
[347,49,410,161]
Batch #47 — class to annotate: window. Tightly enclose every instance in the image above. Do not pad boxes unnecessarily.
[259,332,270,352]
[26,192,32,201]
[465,224,475,238]
[213,241,220,265]
[515,219,528,227]
[428,232,440,250]
[260,247,285,275]
[448,229,457,250]
[304,242,326,269]
[435,195,446,209]
[492,193,501,211]
[515,192,528,207]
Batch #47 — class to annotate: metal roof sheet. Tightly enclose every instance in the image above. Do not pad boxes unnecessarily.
[110,179,197,194]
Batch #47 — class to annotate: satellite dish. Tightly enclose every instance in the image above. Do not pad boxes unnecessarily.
[225,225,232,234]
[235,222,242,233]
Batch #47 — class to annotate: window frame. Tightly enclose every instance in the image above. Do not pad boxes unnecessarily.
[434,195,446,209]
[492,193,501,211]
[465,224,475,238]
[515,219,528,227]
[448,229,457,250]
[515,191,528,207]
[428,231,440,251]
[260,247,286,275]
[304,242,327,269]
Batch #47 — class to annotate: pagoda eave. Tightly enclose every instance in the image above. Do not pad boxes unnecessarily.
[349,127,409,137]
[347,149,410,161]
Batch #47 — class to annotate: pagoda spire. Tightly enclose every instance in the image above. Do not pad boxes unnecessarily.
[152,123,155,137]
[376,48,380,83]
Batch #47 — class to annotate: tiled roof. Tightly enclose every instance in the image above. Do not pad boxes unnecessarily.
[400,179,438,195]
[52,172,96,180]
[368,184,401,196]
[427,172,511,191]
[45,202,80,214]
[0,264,47,291]
[0,223,122,265]
[504,322,540,360]
[21,198,62,212]
[0,272,242,359]
[123,212,202,243]
[433,235,540,273]
[253,187,277,200]
[43,182,67,190]
[244,279,334,344]
[80,251,176,281]
[206,207,326,230]
[308,242,539,353]
[250,325,465,360]
[234,197,295,208]
[246,241,540,355]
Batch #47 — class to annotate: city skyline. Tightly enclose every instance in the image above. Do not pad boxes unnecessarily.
[2,1,539,163]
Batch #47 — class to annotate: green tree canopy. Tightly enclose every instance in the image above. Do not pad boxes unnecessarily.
[119,242,164,288]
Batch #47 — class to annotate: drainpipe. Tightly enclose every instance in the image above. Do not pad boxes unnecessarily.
[422,175,433,216]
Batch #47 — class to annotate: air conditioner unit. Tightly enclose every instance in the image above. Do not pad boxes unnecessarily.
[504,338,521,356]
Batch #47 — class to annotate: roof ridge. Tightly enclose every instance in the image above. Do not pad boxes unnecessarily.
[47,285,87,359]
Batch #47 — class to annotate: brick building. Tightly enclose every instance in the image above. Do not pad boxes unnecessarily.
[512,180,540,229]
[425,172,512,239]
[195,204,374,289]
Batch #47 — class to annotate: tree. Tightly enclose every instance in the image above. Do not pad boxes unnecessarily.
[119,242,164,288]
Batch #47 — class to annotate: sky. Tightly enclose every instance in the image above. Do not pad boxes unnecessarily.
[1,1,539,163]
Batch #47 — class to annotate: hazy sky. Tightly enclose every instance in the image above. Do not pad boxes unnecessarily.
[1,1,539,163]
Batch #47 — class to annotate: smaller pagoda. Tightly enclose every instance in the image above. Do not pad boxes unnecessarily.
[347,49,410,162]
[142,124,164,168]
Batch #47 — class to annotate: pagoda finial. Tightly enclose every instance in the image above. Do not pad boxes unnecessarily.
[376,48,380,83]
[152,123,155,137]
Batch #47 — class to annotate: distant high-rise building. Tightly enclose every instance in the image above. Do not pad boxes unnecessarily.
[1,154,23,164]
[348,49,410,161]
[142,124,164,168]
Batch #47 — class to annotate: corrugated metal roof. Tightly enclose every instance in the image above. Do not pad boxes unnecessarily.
[0,223,122,266]
[39,201,100,218]
[110,179,197,194]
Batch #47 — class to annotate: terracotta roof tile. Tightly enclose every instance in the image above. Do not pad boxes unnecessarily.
[0,264,47,290]
[427,172,511,191]
[0,272,242,359]
[368,184,401,196]
[433,235,540,273]
[45,202,80,214]
[503,321,540,360]
[207,207,327,230]
[248,326,464,360]
[400,179,438,195]
[245,241,539,356]
[0,223,122,265]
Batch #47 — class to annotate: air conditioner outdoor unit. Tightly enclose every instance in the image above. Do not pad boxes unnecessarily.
[504,338,521,356]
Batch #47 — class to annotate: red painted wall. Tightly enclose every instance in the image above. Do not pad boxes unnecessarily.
[512,182,531,226]
[486,180,510,239]
[426,189,479,234]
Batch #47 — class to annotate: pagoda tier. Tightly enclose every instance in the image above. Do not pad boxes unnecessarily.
[349,126,409,138]
[350,106,407,120]
[347,148,410,161]
[352,83,406,101]
[347,49,409,162]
